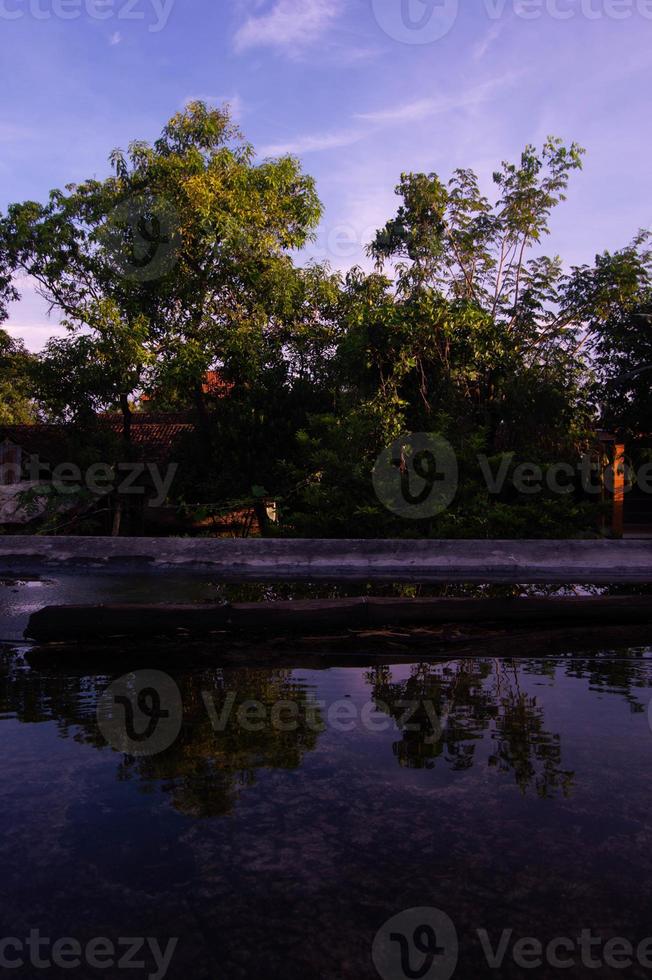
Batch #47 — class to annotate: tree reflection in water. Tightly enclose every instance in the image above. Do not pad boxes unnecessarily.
[1,646,651,813]
[131,669,323,817]
[365,653,651,797]
[0,657,322,817]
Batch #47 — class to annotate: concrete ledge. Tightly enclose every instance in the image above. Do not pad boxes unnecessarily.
[2,536,652,583]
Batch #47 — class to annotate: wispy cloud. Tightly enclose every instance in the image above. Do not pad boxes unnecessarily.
[260,127,367,156]
[109,31,122,46]
[0,122,36,143]
[355,73,522,125]
[260,74,522,158]
[354,98,439,125]
[233,0,340,54]
[473,22,503,61]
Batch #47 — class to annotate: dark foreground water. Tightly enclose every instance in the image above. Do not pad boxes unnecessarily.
[1,580,652,979]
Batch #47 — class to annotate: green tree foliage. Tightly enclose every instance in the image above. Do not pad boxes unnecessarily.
[563,232,652,433]
[0,102,322,438]
[1,119,644,538]
[363,138,587,442]
[286,140,595,536]
[0,327,35,424]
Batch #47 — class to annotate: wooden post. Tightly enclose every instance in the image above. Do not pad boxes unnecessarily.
[613,442,626,537]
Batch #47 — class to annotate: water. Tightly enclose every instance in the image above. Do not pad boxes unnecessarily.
[2,578,652,978]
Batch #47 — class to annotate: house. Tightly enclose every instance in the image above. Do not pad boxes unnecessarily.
[0,409,276,536]
[0,414,194,532]
[1,414,194,480]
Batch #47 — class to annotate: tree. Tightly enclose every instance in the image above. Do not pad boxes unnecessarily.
[562,232,652,432]
[365,137,587,442]
[167,260,343,519]
[285,140,596,538]
[31,307,150,439]
[0,327,35,424]
[0,102,322,441]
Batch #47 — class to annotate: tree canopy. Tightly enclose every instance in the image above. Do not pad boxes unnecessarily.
[0,106,649,538]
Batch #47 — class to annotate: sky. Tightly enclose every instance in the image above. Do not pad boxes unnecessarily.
[1,0,651,350]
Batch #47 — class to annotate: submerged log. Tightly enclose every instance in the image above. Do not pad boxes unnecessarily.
[24,595,652,643]
[23,622,652,672]
[26,603,231,641]
[227,598,369,631]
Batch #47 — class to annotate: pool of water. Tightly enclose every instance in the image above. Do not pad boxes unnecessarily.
[2,578,652,978]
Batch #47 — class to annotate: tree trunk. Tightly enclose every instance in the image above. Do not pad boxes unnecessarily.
[119,392,132,447]
[253,500,269,537]
[193,382,212,451]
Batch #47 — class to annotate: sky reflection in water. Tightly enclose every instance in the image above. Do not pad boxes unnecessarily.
[1,640,652,978]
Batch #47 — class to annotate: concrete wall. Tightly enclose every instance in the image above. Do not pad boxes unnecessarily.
[2,536,652,583]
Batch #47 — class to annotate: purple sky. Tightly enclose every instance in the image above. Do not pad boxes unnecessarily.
[2,0,651,350]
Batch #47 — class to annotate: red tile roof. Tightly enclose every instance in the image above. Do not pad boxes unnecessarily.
[139,371,233,404]
[0,415,194,466]
[202,370,234,397]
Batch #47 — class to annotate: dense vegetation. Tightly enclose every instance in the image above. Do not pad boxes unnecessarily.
[1,103,650,537]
